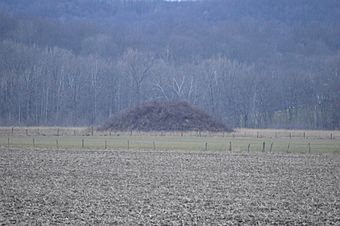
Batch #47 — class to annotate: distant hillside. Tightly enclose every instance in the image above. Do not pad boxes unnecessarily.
[0,0,339,129]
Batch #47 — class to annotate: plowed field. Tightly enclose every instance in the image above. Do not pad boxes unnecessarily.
[1,148,339,225]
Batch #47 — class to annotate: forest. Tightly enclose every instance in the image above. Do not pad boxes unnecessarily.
[0,0,339,129]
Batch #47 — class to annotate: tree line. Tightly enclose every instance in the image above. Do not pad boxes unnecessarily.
[0,0,339,129]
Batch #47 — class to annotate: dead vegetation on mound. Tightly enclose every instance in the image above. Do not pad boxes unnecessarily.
[100,101,231,132]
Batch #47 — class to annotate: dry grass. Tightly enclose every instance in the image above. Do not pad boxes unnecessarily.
[0,127,339,139]
[0,127,339,154]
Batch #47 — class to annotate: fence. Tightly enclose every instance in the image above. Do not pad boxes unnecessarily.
[0,127,339,154]
[0,127,339,140]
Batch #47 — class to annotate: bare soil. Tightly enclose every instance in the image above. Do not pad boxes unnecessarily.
[0,148,339,225]
[100,101,231,132]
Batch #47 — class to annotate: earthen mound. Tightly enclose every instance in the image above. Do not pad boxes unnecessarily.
[100,101,231,132]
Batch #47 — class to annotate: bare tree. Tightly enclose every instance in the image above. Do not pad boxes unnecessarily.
[119,48,155,105]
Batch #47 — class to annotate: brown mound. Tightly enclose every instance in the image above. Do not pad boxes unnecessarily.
[100,101,231,132]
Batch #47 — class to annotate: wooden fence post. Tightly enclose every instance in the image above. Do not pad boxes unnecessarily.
[56,139,59,149]
[229,141,232,152]
[205,142,208,151]
[247,144,250,153]
[7,137,10,148]
[82,139,84,148]
[26,129,28,136]
[128,140,130,150]
[287,143,290,153]
[270,142,273,153]
[33,138,35,148]
[105,140,107,149]
[262,142,266,152]
[11,127,14,136]
[308,143,311,154]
